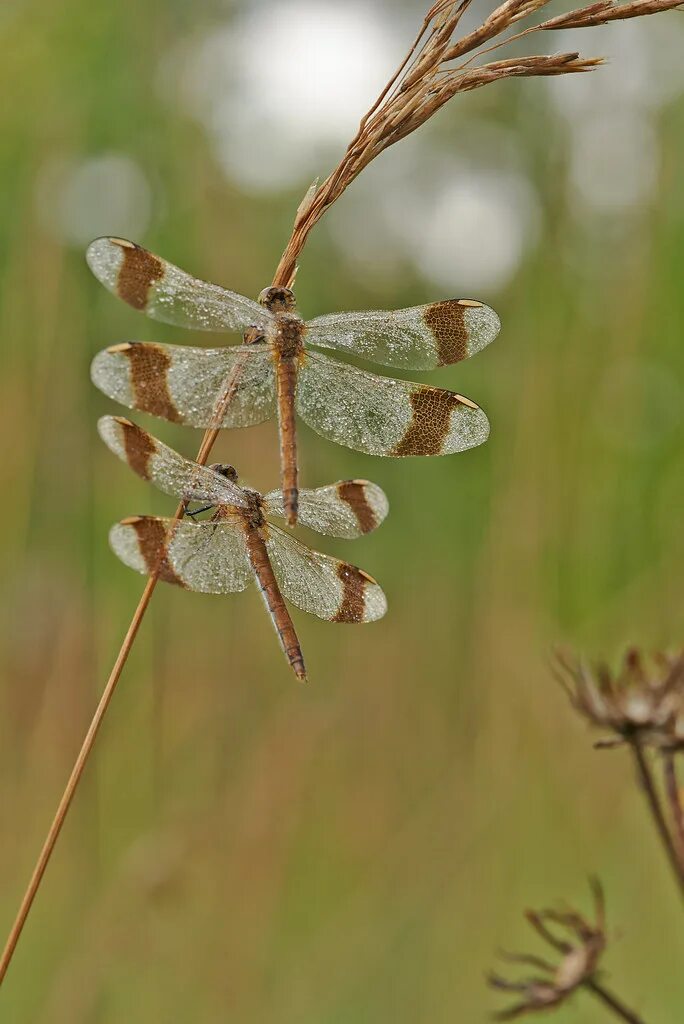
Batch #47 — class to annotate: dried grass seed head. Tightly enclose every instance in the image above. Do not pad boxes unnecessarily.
[273,0,683,287]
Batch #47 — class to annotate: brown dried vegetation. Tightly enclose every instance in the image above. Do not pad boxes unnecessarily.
[490,649,684,1020]
[489,882,645,1023]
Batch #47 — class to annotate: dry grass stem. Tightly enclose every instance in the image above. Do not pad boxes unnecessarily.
[0,359,247,984]
[629,739,684,899]
[0,575,159,984]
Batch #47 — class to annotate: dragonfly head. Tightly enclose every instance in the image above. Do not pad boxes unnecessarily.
[258,286,296,314]
[210,463,239,484]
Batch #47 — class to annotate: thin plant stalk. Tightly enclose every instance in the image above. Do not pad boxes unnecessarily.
[0,573,158,984]
[0,387,237,984]
[663,752,684,865]
[629,739,684,898]
[585,978,648,1024]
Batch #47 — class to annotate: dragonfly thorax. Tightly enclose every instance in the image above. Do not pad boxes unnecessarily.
[257,286,304,358]
[274,316,305,359]
[242,488,266,528]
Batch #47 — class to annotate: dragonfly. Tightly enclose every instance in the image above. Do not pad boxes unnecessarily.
[98,415,388,681]
[88,237,500,526]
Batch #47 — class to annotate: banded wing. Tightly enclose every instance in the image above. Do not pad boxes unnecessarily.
[86,237,274,334]
[110,516,253,593]
[296,350,489,457]
[91,341,276,428]
[263,480,389,538]
[265,525,387,623]
[305,299,500,370]
[98,416,247,507]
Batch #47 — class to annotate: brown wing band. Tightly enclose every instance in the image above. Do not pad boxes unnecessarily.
[333,564,371,623]
[126,517,186,587]
[119,417,157,479]
[119,342,183,423]
[115,240,164,311]
[423,300,469,366]
[337,481,377,533]
[392,388,462,456]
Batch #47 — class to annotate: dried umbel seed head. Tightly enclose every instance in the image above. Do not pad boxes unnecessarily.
[489,880,607,1021]
[555,647,684,748]
[258,286,296,313]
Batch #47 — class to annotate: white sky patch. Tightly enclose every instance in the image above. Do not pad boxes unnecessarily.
[174,2,399,193]
[36,153,152,248]
[408,170,540,295]
[545,19,683,221]
[328,136,540,296]
[569,111,659,215]
[547,20,684,119]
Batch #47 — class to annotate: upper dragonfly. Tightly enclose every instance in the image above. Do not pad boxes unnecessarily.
[98,415,388,682]
[88,238,500,526]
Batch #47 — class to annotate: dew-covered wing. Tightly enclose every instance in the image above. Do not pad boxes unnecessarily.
[263,480,389,538]
[109,516,253,593]
[98,416,247,507]
[265,524,386,622]
[296,350,489,457]
[305,299,500,370]
[86,237,274,333]
[91,341,276,428]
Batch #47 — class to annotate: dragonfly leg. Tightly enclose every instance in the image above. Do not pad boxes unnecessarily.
[185,504,213,519]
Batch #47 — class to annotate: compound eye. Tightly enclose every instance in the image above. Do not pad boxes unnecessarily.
[258,286,295,312]
[209,463,237,481]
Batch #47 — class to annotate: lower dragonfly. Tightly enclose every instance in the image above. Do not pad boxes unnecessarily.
[98,416,388,681]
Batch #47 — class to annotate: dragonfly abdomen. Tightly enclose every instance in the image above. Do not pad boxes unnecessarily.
[245,525,306,681]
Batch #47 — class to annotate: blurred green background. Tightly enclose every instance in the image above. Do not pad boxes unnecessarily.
[1,1,683,1021]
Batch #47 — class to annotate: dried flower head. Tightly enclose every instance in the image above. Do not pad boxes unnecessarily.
[555,647,684,750]
[488,881,610,1020]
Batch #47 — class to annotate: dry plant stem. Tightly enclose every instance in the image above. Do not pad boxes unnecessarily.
[630,739,684,898]
[0,371,238,986]
[663,752,684,864]
[585,978,647,1024]
[0,572,159,985]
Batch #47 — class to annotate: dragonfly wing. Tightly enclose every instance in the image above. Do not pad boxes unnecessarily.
[86,237,274,333]
[296,350,489,456]
[263,480,389,538]
[265,524,387,622]
[110,517,253,593]
[98,416,247,507]
[91,341,276,428]
[305,299,500,370]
